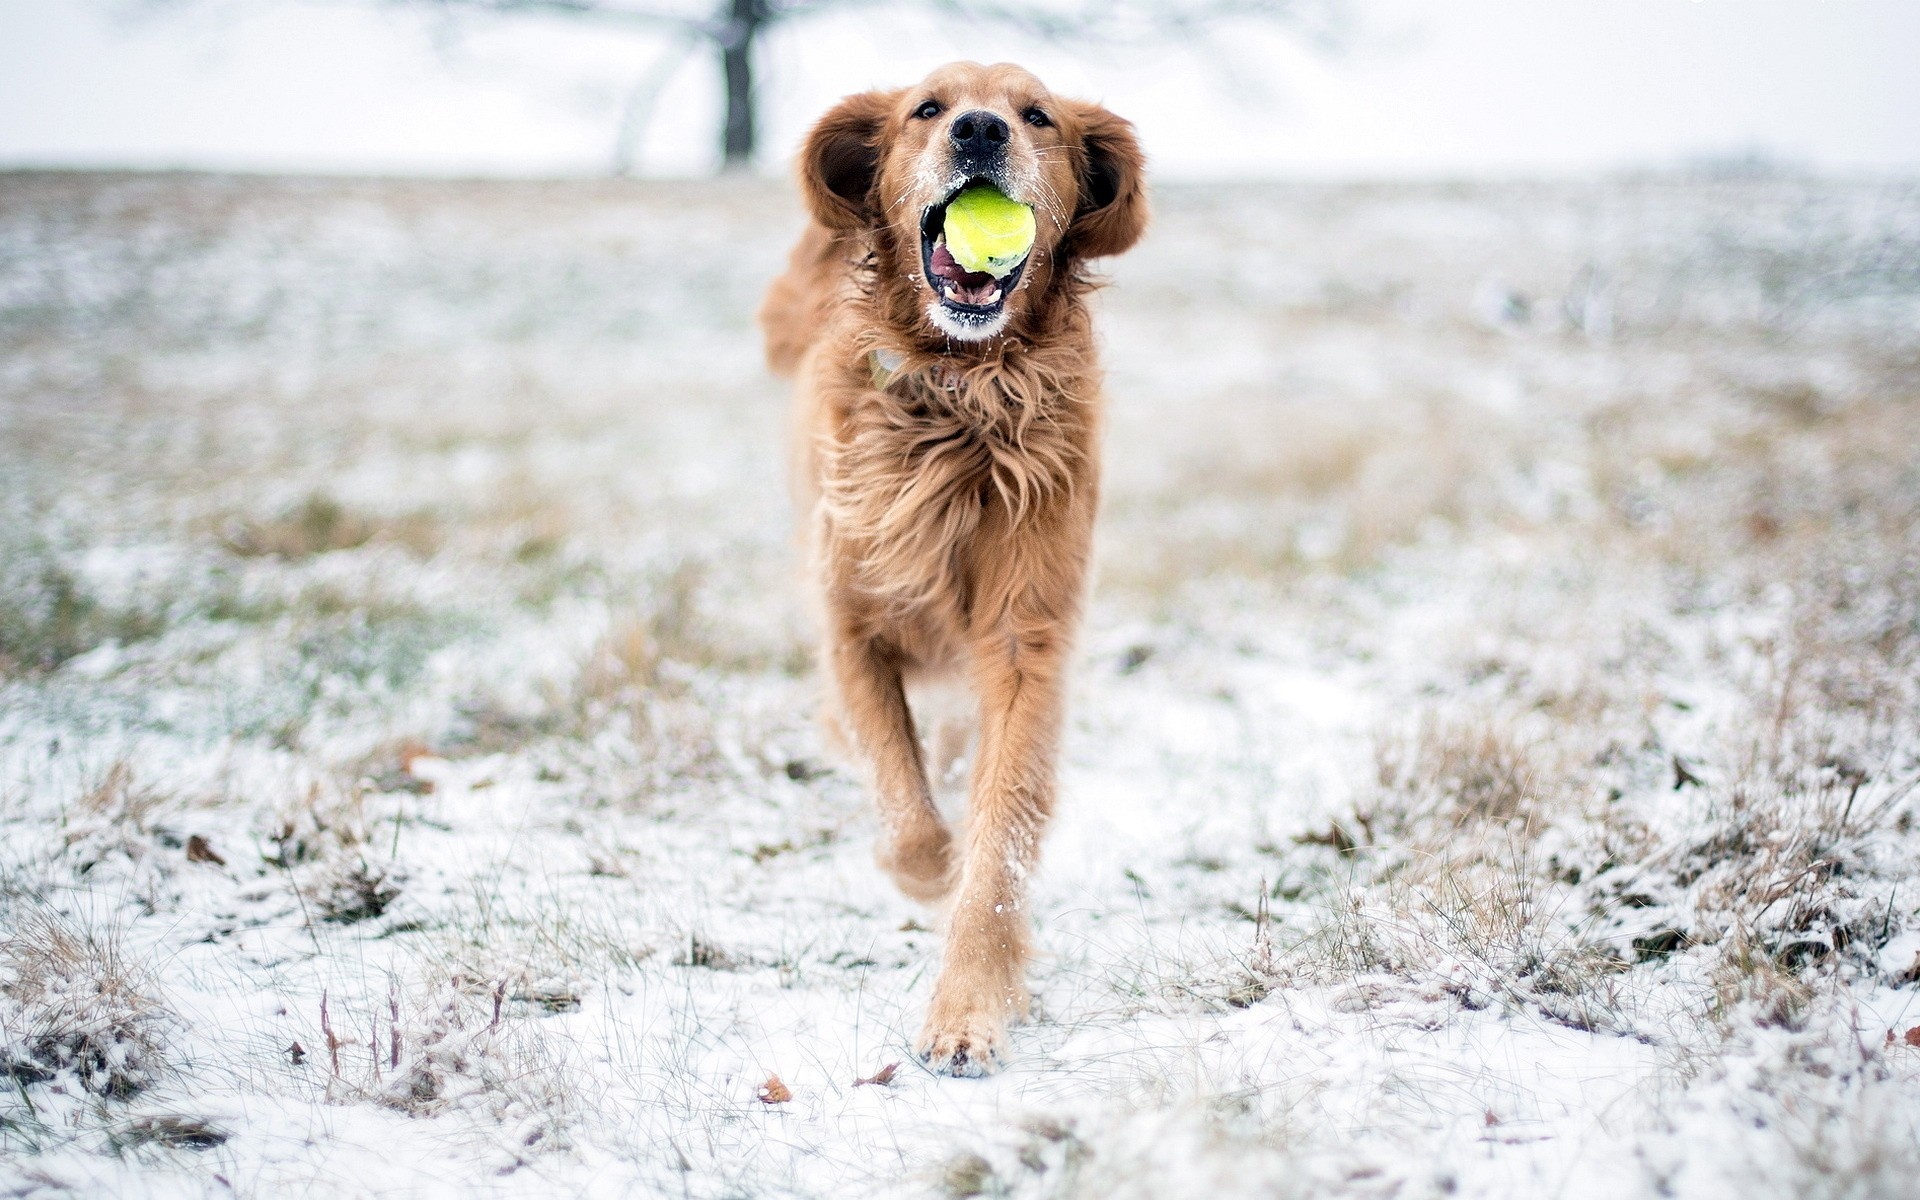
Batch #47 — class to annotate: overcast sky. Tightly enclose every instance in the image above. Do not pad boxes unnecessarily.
[1,0,1915,179]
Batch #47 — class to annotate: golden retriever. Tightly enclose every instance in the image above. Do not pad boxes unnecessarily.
[759,61,1147,1075]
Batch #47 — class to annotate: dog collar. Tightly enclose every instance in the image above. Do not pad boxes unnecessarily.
[869,348,906,389]
[870,348,965,394]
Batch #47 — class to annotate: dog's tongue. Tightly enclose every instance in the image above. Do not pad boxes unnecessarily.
[930,242,999,303]
[933,243,998,291]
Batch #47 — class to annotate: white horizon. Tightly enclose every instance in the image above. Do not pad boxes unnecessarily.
[1,0,1916,181]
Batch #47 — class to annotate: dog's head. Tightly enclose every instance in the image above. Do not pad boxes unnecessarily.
[799,62,1147,344]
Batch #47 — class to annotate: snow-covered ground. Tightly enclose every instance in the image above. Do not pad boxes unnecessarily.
[2,170,1918,1198]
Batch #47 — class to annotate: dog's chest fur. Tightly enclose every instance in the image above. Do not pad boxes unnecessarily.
[819,354,1089,617]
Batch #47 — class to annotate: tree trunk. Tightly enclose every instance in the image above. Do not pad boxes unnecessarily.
[720,0,761,170]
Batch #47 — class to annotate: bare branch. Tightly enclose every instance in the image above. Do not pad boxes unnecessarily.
[124,0,1352,171]
[612,29,701,175]
[925,0,1351,51]
[409,0,716,36]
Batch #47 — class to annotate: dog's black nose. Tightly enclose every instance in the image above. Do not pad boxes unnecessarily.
[949,110,1010,156]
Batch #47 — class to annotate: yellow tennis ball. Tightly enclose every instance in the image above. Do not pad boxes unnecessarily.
[943,185,1035,277]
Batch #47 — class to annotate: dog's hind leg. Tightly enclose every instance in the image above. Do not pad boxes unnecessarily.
[905,675,977,800]
[828,629,955,903]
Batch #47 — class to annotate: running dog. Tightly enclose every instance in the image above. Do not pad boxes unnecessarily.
[760,61,1147,1074]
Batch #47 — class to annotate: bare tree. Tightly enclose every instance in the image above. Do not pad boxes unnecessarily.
[435,0,792,167]
[143,0,1348,171]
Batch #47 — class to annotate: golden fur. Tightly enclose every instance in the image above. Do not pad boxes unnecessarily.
[759,62,1147,1075]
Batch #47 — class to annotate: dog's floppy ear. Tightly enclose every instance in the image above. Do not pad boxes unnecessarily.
[1068,103,1148,259]
[799,88,900,232]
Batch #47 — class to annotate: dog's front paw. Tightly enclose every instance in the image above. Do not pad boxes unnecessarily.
[917,975,1028,1077]
[917,1008,1009,1077]
[877,824,954,903]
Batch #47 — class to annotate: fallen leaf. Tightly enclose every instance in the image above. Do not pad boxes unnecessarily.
[1904,1026,1920,1048]
[185,835,226,866]
[393,742,440,793]
[397,741,436,773]
[1671,755,1705,790]
[757,1074,791,1104]
[855,1062,900,1087]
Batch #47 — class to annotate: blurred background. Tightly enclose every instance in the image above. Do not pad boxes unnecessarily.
[3,0,1917,179]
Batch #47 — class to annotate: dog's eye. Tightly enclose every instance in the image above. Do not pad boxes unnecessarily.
[914,100,942,120]
[1023,107,1052,129]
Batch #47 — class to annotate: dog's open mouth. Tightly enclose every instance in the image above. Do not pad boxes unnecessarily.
[920,180,1031,325]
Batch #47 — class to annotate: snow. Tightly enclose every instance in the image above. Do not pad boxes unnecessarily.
[2,169,1918,1198]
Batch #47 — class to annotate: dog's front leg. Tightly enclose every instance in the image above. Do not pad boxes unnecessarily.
[918,620,1067,1076]
[828,624,954,902]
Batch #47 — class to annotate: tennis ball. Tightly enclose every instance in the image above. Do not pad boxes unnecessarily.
[943,185,1036,277]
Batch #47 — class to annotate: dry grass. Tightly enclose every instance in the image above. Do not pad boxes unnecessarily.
[0,904,171,1115]
[299,978,582,1163]
[217,493,442,561]
[0,544,167,677]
